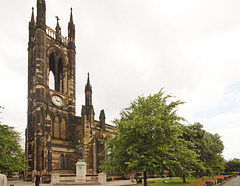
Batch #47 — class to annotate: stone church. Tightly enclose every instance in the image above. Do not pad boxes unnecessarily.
[25,0,114,180]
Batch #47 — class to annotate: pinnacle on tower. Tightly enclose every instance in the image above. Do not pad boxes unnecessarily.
[36,0,46,29]
[99,109,106,131]
[29,7,36,47]
[31,7,35,24]
[55,16,62,42]
[99,110,106,120]
[68,8,75,49]
[85,73,92,93]
[69,8,74,24]
[85,73,93,107]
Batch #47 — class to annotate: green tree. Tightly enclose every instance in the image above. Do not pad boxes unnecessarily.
[203,132,224,176]
[100,89,199,185]
[183,123,224,177]
[166,124,204,182]
[224,159,240,173]
[0,124,25,176]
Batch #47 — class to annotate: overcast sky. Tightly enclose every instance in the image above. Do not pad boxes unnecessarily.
[1,0,240,160]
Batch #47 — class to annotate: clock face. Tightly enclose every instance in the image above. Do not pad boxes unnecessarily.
[51,95,63,106]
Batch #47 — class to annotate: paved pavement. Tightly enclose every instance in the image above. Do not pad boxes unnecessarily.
[7,180,138,186]
[8,177,240,186]
[223,176,240,186]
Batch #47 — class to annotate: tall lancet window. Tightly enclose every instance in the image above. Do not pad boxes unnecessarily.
[49,71,55,90]
[49,52,64,93]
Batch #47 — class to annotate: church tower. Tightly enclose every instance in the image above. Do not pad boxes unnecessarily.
[25,0,115,182]
[25,0,78,179]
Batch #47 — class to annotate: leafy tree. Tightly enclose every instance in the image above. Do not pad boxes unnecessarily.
[167,125,204,182]
[202,132,224,176]
[224,159,240,173]
[100,89,199,185]
[183,123,224,177]
[0,124,25,176]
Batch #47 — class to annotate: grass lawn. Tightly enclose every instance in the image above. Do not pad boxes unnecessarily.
[7,177,20,181]
[137,177,208,186]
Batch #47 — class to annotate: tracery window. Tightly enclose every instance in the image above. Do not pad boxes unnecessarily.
[49,52,65,93]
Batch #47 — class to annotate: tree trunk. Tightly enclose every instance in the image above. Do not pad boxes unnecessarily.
[144,170,147,186]
[183,175,186,183]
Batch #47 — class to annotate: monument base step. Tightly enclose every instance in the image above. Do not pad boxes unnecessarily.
[51,182,100,185]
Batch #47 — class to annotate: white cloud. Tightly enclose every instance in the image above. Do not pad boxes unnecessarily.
[1,0,240,160]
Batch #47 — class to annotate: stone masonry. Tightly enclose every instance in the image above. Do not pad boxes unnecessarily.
[25,0,114,182]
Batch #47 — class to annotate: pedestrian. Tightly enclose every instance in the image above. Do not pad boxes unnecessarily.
[34,172,42,186]
[0,173,7,186]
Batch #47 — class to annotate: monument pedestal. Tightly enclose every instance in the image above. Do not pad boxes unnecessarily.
[51,173,59,184]
[98,173,107,184]
[75,159,87,183]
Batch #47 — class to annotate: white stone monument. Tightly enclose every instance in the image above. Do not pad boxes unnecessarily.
[98,173,107,184]
[51,173,59,184]
[75,146,86,183]
[75,159,87,183]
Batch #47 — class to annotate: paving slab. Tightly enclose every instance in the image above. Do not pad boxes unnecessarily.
[7,180,137,186]
[222,176,240,186]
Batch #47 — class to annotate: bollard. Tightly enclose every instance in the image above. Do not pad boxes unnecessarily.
[218,178,223,183]
[206,181,213,186]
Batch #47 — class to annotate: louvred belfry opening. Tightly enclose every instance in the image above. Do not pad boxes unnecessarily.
[49,52,64,93]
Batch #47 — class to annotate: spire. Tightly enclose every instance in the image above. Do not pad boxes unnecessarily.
[70,8,74,24]
[31,7,35,24]
[85,73,92,92]
[85,73,92,106]
[29,7,36,47]
[68,8,75,49]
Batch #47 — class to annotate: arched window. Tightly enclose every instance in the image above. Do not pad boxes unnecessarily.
[49,71,55,90]
[60,118,66,140]
[58,59,63,92]
[60,154,64,169]
[41,150,44,170]
[64,155,68,169]
[67,155,71,169]
[49,53,56,90]
[37,113,43,135]
[49,52,64,93]
[48,150,52,171]
[54,116,60,138]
